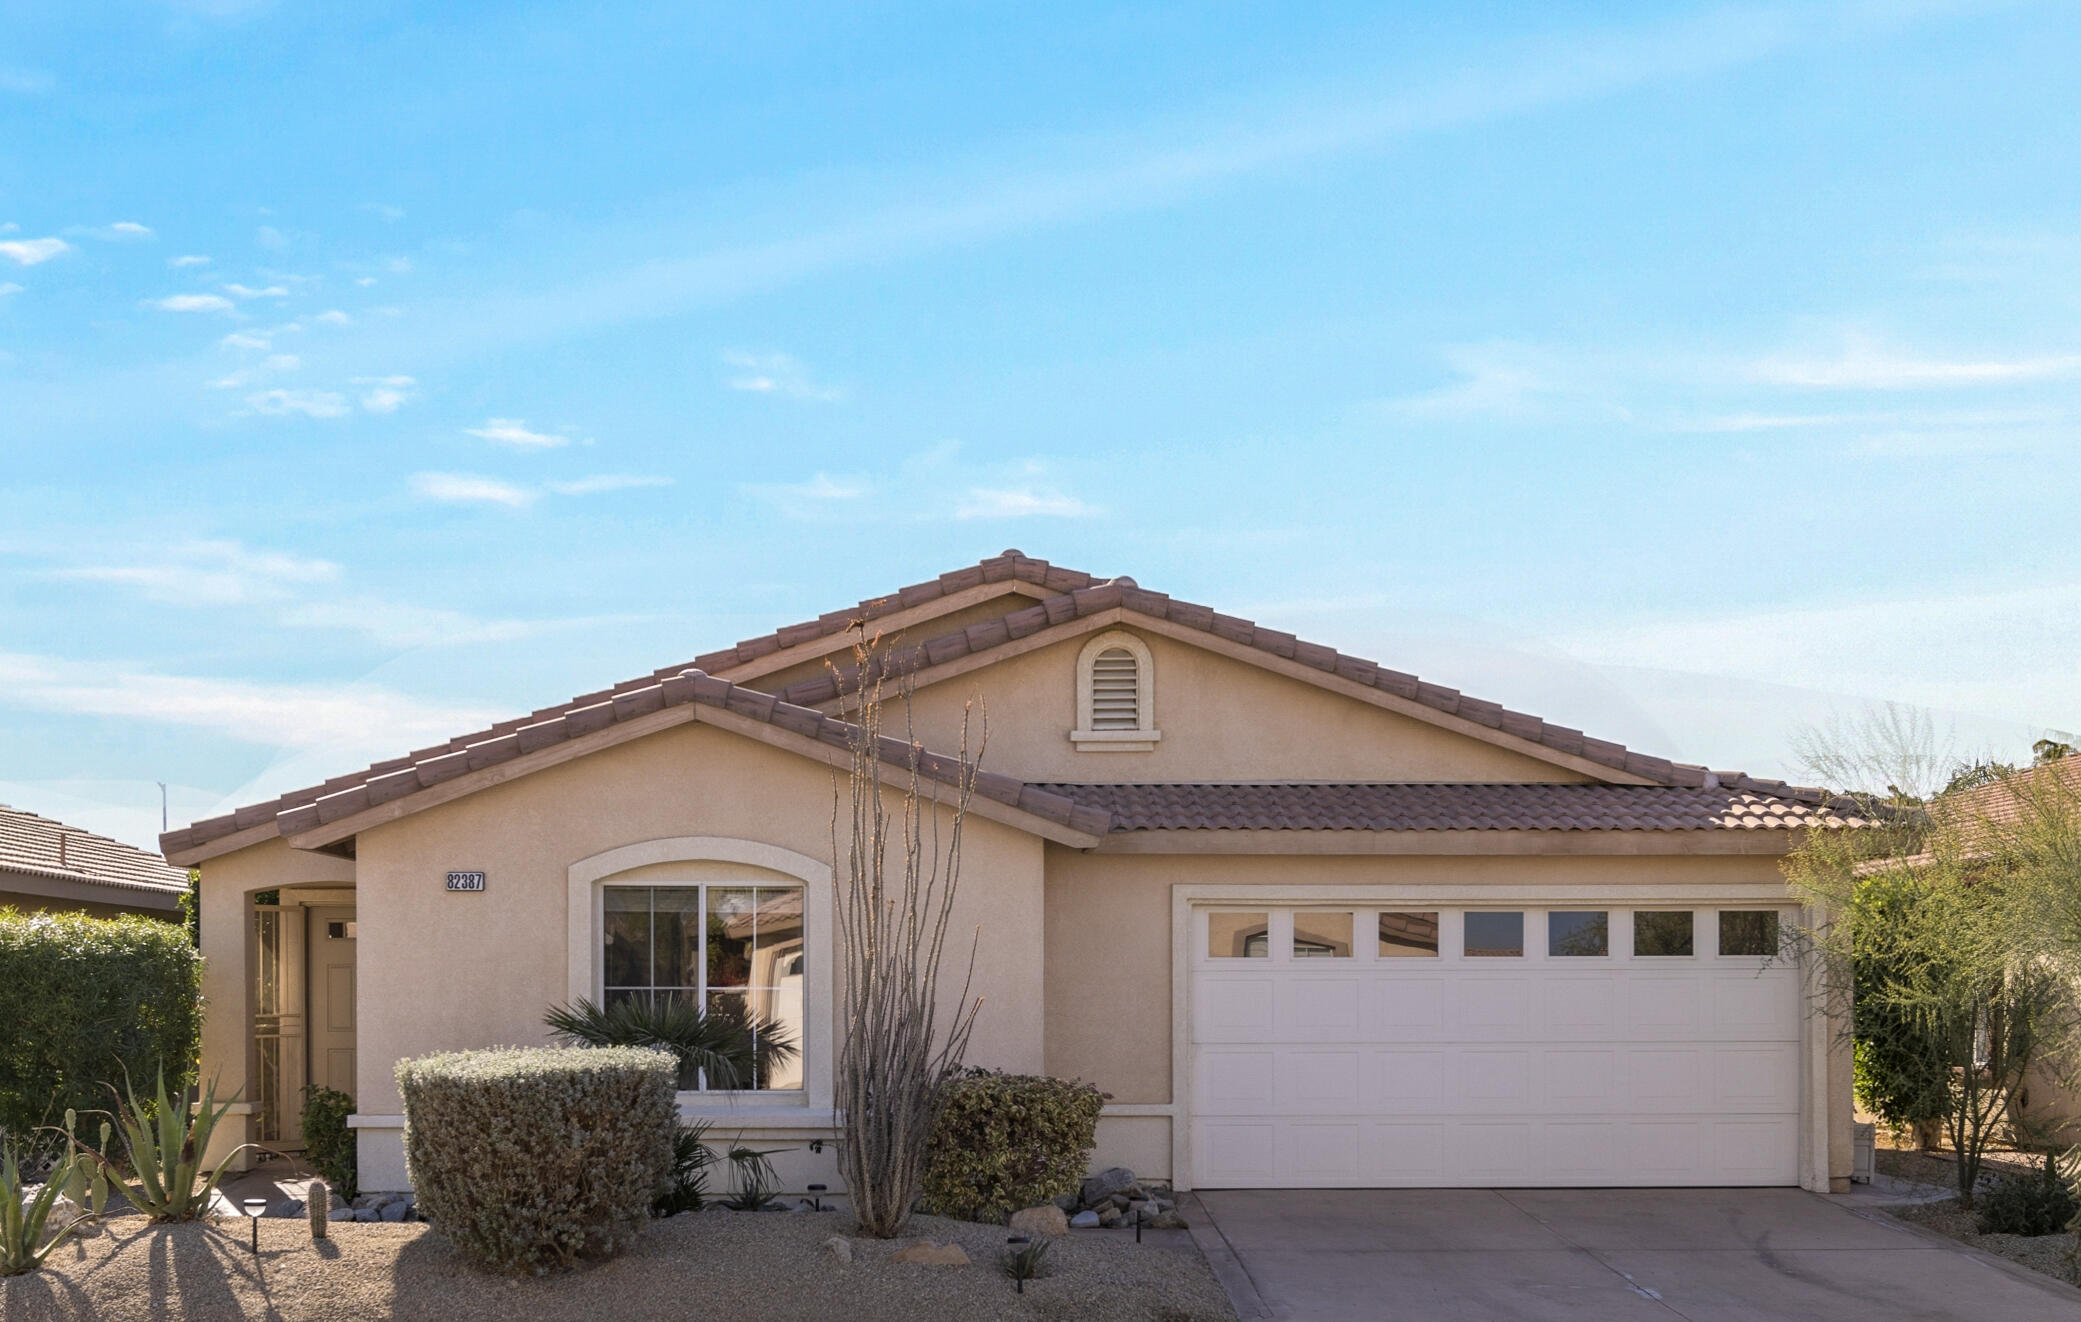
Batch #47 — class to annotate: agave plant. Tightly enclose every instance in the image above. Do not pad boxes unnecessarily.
[1,1144,88,1275]
[77,1070,248,1223]
[544,994,796,1091]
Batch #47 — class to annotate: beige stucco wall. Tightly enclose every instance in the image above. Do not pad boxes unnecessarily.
[345,720,1046,1186]
[900,628,1589,784]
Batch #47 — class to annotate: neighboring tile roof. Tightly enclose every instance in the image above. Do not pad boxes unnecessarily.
[163,550,1843,857]
[231,671,1112,849]
[2,805,189,895]
[1033,783,1869,833]
[1933,756,2081,834]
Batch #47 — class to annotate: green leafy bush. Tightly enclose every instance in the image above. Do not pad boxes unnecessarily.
[1975,1156,2078,1236]
[397,1046,676,1274]
[0,910,202,1141]
[921,1069,1107,1224]
[301,1085,358,1200]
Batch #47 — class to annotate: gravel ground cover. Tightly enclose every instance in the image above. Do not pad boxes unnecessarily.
[1,1207,1237,1322]
[1885,1197,2081,1288]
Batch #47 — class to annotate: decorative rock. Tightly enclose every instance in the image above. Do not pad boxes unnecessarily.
[1097,1206,1122,1228]
[891,1241,970,1266]
[1008,1205,1069,1238]
[268,1198,305,1218]
[823,1235,853,1264]
[1079,1166,1137,1207]
[1068,1209,1101,1229]
[1107,1193,1132,1211]
[1148,1210,1190,1230]
[1052,1192,1079,1213]
[328,1206,355,1222]
[379,1199,412,1222]
[352,1209,381,1223]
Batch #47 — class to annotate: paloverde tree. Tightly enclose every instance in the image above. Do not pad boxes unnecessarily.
[1784,712,2080,1208]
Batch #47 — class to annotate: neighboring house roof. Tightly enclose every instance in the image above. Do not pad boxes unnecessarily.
[1932,756,2081,833]
[163,551,1846,862]
[169,671,1112,862]
[1036,783,1869,833]
[1,804,189,900]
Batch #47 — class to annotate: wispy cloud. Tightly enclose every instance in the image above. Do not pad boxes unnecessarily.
[411,472,537,508]
[0,237,69,266]
[740,472,870,518]
[1752,335,2081,389]
[0,650,501,752]
[723,350,842,401]
[353,375,415,413]
[275,598,587,650]
[464,418,577,449]
[247,388,350,419]
[51,540,340,607]
[361,203,406,222]
[954,487,1098,520]
[314,309,351,325]
[545,474,674,496]
[152,293,235,313]
[223,283,289,300]
[0,283,20,299]
[220,331,271,350]
[256,225,289,252]
[84,221,154,242]
[169,254,211,268]
[0,67,54,95]
[1379,343,1619,421]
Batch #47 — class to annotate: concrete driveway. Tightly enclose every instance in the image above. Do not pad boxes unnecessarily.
[1188,1187,2081,1321]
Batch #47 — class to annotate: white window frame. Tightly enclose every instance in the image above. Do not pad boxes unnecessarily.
[1071,629,1160,752]
[568,838,834,1122]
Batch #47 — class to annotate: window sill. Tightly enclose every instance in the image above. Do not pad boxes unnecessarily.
[1071,730,1161,753]
[676,1097,835,1129]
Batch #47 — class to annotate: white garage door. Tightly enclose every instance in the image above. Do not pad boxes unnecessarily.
[1190,905,1802,1188]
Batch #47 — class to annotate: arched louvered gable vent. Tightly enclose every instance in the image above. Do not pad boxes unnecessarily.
[1073,630,1160,752]
[1090,647,1140,729]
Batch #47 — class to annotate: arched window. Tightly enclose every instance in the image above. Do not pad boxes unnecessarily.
[1073,630,1160,752]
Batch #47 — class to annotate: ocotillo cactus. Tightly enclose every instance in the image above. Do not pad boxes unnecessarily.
[309,1182,330,1239]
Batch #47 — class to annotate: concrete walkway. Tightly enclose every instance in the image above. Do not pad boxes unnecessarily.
[1190,1187,2081,1321]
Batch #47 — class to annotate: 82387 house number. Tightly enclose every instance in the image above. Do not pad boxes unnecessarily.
[445,871,487,892]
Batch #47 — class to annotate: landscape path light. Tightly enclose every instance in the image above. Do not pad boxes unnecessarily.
[241,1197,268,1254]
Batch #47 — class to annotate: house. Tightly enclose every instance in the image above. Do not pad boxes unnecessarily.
[162,552,1861,1193]
[2,803,188,918]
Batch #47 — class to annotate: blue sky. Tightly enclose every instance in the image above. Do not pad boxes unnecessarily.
[4,0,2079,847]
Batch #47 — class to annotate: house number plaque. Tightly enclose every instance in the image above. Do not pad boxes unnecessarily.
[445,871,487,892]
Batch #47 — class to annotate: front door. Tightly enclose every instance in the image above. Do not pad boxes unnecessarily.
[306,906,358,1100]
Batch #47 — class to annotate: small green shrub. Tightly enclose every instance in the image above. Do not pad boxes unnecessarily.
[654,1122,715,1217]
[398,1045,676,1274]
[301,1085,357,1200]
[1975,1156,2078,1236]
[0,909,202,1141]
[921,1069,1107,1224]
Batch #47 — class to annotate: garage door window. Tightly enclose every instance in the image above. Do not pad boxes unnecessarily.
[1719,910,1781,957]
[1378,912,1439,958]
[1293,912,1353,958]
[1548,910,1609,957]
[1464,911,1523,957]
[1209,912,1269,958]
[1634,910,1694,956]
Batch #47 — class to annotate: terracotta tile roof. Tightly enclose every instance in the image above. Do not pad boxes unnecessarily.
[164,550,1842,857]
[2,804,189,894]
[1035,783,1864,832]
[774,567,1829,804]
[1933,756,2081,834]
[204,670,1111,852]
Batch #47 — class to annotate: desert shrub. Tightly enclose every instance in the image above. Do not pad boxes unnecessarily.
[397,1045,676,1274]
[301,1085,358,1200]
[0,909,202,1141]
[921,1069,1106,1224]
[654,1121,715,1217]
[1975,1155,2078,1236]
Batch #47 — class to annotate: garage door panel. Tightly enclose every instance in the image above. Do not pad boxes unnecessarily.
[1280,977,1361,1038]
[1448,977,1533,1037]
[1190,904,1802,1189]
[1363,976,1447,1039]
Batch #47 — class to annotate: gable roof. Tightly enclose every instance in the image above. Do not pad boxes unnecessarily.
[166,669,1111,864]
[3,804,189,897]
[164,551,1843,862]
[1037,783,1866,833]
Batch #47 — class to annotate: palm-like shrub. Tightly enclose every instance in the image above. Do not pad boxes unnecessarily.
[1,1145,88,1275]
[544,995,796,1091]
